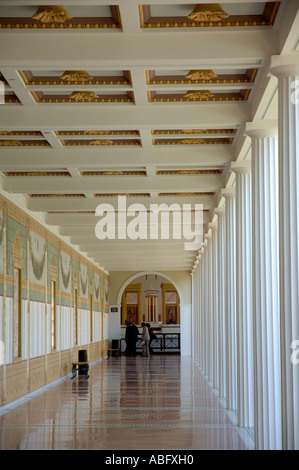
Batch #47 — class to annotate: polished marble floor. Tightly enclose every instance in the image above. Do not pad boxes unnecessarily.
[0,355,253,450]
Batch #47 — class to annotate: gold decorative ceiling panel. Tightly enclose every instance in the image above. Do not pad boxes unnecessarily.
[61,139,141,146]
[55,130,139,136]
[0,131,43,136]
[158,192,216,196]
[28,194,86,198]
[148,89,251,102]
[139,3,280,28]
[1,92,20,104]
[0,5,122,29]
[93,193,151,198]
[153,138,234,145]
[151,129,237,135]
[156,169,223,175]
[20,70,132,86]
[146,69,258,85]
[80,171,147,176]
[0,140,50,147]
[31,91,134,104]
[3,171,71,177]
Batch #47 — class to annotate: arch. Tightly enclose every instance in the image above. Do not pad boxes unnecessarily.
[116,270,184,306]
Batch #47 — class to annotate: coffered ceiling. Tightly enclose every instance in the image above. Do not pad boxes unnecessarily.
[0,1,298,272]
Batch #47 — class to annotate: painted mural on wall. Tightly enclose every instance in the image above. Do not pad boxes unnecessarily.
[60,250,71,293]
[104,278,108,304]
[29,230,46,285]
[80,263,88,298]
[94,272,100,301]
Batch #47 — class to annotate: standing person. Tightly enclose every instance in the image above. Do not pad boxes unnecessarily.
[125,321,139,357]
[141,322,150,357]
[146,323,156,356]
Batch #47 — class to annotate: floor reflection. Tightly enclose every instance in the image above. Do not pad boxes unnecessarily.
[0,354,252,450]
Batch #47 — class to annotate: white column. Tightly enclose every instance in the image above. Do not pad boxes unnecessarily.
[214,206,226,399]
[191,254,200,364]
[198,247,205,369]
[221,187,237,411]
[246,121,281,450]
[202,238,208,376]
[209,220,219,389]
[206,230,213,384]
[231,160,254,428]
[271,57,299,450]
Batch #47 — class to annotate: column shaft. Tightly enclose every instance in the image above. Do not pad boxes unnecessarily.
[232,162,254,428]
[215,207,226,399]
[221,188,237,411]
[277,74,299,450]
[248,126,281,450]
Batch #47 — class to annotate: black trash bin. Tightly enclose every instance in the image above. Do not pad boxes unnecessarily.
[111,339,120,357]
[78,349,89,376]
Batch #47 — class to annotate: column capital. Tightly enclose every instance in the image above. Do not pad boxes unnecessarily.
[270,55,299,78]
[230,160,251,175]
[208,220,218,231]
[204,230,212,240]
[221,187,235,199]
[245,120,278,138]
[214,206,225,217]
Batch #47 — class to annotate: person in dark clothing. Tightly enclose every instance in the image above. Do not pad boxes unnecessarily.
[146,323,156,355]
[125,321,139,357]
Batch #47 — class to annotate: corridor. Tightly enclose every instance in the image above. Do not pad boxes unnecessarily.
[0,355,252,450]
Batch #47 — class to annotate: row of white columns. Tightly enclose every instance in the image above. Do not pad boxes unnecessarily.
[191,56,299,450]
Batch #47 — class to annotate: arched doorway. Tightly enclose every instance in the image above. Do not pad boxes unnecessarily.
[117,271,182,355]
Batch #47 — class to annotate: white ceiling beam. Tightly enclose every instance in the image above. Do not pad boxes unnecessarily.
[45,210,211,226]
[0,146,234,168]
[94,262,193,271]
[0,30,278,65]
[90,251,196,259]
[139,130,153,148]
[28,195,215,211]
[3,174,224,194]
[41,130,63,149]
[0,69,36,106]
[68,235,198,245]
[118,3,141,34]
[0,103,249,129]
[78,243,191,253]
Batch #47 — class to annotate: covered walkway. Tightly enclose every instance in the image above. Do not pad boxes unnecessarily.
[0,355,252,450]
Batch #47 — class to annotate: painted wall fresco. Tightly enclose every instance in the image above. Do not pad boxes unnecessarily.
[0,194,109,407]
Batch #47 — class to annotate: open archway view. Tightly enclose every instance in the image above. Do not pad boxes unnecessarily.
[120,273,181,356]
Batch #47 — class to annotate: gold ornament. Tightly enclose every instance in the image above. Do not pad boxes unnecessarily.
[89,140,114,145]
[182,129,208,134]
[186,70,218,80]
[180,139,206,144]
[184,90,214,100]
[84,130,109,135]
[188,4,229,22]
[0,140,21,146]
[60,71,93,82]
[69,91,99,102]
[32,6,72,23]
